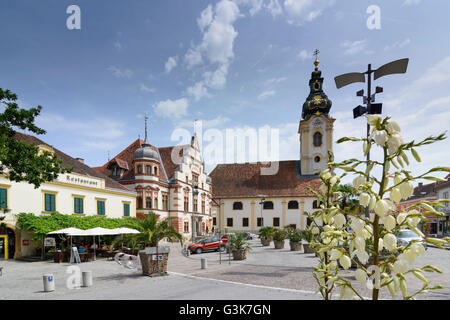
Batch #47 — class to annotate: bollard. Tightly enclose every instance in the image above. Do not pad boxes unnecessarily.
[43,274,55,292]
[82,271,93,287]
[201,258,207,269]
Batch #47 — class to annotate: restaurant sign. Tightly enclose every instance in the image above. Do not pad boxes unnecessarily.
[56,173,103,189]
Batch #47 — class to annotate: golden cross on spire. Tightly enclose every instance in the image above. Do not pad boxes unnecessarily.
[313,49,320,70]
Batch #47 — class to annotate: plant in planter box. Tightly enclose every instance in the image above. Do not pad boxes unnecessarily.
[135,214,183,276]
[273,229,287,249]
[258,226,275,246]
[288,229,303,251]
[301,229,315,253]
[229,233,251,260]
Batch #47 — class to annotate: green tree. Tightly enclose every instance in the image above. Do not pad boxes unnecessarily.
[0,88,71,188]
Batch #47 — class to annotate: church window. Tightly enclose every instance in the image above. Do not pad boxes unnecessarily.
[146,197,152,209]
[233,202,243,210]
[145,165,151,174]
[137,197,143,209]
[137,165,143,174]
[263,201,274,210]
[314,156,321,163]
[288,200,299,209]
[313,132,323,147]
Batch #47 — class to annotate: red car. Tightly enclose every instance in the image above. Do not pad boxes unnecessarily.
[188,235,228,254]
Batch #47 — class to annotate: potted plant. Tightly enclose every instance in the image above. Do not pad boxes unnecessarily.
[273,229,287,249]
[288,229,303,251]
[301,229,315,253]
[258,226,274,246]
[229,233,251,260]
[136,214,183,276]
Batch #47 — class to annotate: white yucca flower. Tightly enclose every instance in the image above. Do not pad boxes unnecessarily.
[355,268,367,286]
[366,114,382,127]
[375,199,390,217]
[390,188,402,204]
[383,233,397,251]
[372,130,388,147]
[383,215,396,232]
[393,259,407,274]
[353,175,366,188]
[359,193,371,207]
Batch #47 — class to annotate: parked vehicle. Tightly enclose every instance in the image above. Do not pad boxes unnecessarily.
[188,235,228,254]
[397,229,428,250]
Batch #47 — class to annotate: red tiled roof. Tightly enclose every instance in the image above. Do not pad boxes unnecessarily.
[13,132,133,193]
[209,161,321,198]
[94,139,190,183]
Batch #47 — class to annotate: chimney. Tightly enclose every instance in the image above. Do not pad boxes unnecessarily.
[75,158,84,164]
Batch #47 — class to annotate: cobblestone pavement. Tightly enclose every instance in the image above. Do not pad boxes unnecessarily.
[170,239,450,300]
[0,239,449,300]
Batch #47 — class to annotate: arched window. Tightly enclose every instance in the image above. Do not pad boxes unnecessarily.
[145,165,151,174]
[233,201,243,210]
[154,166,158,175]
[137,197,143,209]
[288,200,299,209]
[263,201,274,210]
[313,132,323,147]
[137,165,143,174]
[146,197,152,209]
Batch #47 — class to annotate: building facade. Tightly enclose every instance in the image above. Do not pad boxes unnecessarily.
[94,125,213,242]
[210,57,333,233]
[0,133,137,259]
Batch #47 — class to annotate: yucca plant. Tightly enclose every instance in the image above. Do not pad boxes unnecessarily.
[258,226,275,240]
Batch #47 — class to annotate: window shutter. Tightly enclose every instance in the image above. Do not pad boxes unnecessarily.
[0,188,7,209]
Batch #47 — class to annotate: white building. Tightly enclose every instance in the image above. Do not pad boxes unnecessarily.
[94,122,213,242]
[0,132,136,259]
[210,57,334,233]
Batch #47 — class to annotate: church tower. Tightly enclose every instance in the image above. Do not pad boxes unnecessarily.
[299,50,335,175]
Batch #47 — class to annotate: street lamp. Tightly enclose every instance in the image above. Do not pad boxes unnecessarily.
[192,184,199,241]
[259,196,265,228]
[334,58,409,218]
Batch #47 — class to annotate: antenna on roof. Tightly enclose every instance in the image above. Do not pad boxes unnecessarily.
[107,150,110,161]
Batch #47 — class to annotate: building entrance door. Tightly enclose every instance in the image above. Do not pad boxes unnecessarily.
[0,235,8,260]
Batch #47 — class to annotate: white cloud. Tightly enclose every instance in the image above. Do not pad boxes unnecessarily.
[165,56,178,74]
[176,115,231,130]
[107,66,133,78]
[403,0,421,5]
[264,77,287,86]
[187,82,212,101]
[197,4,214,31]
[257,90,276,100]
[35,113,128,152]
[340,40,368,56]
[184,0,241,101]
[283,0,335,25]
[153,98,189,119]
[384,38,411,51]
[139,84,155,93]
[298,49,310,60]
[266,0,283,17]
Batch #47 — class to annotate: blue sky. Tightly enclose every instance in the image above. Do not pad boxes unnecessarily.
[1,0,449,181]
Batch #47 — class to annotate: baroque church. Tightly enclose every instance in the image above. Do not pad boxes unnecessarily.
[210,56,335,233]
[94,121,213,241]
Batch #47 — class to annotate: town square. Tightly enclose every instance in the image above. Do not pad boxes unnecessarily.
[0,0,450,309]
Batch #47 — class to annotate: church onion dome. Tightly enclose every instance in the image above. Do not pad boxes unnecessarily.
[134,116,159,162]
[301,53,332,121]
[133,143,160,162]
